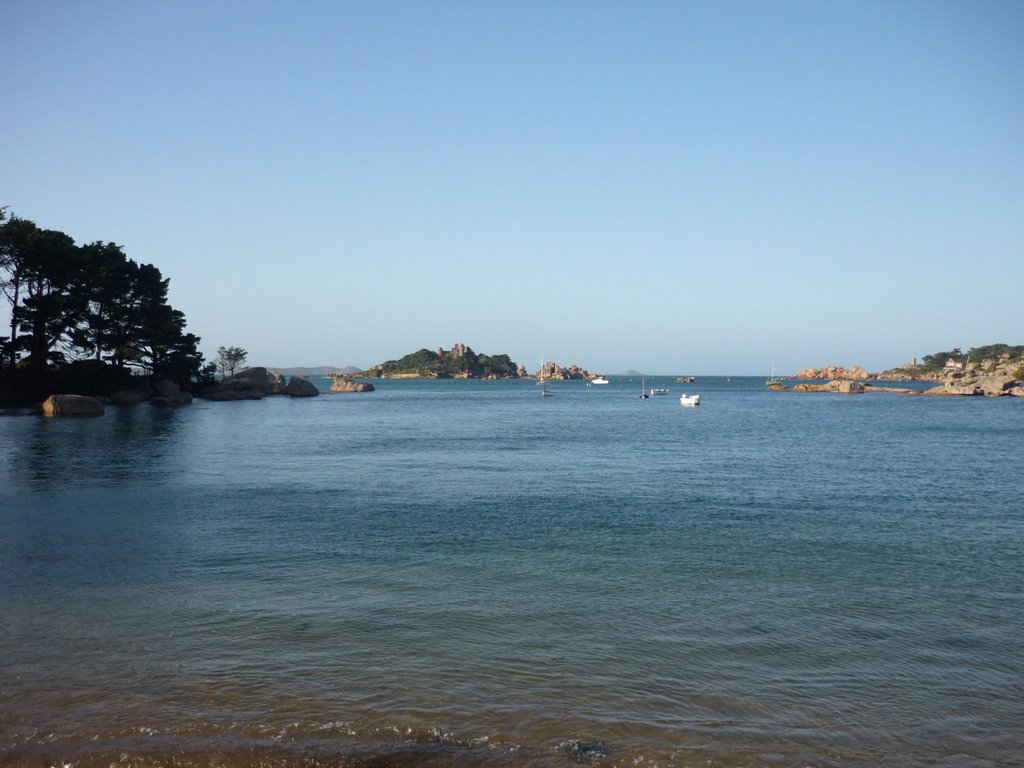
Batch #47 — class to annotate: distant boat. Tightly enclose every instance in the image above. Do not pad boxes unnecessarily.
[640,377,649,399]
[680,393,701,406]
[589,376,610,385]
[650,388,668,396]
[676,376,695,383]
[766,359,780,387]
[540,358,554,397]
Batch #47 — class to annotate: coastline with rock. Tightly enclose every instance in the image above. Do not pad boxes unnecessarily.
[15,341,1024,416]
[779,349,1024,398]
[34,367,379,417]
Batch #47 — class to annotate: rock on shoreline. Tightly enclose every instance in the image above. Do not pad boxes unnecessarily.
[791,354,1024,398]
[772,375,1023,398]
[330,377,375,393]
[535,361,593,380]
[794,365,870,381]
[41,394,105,417]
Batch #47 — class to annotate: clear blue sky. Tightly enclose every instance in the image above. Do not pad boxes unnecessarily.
[3,0,1022,374]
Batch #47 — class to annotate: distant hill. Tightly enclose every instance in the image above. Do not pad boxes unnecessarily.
[271,366,362,376]
[620,369,643,377]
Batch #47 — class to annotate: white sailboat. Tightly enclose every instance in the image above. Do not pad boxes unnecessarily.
[540,358,554,396]
[640,376,649,399]
[766,359,780,387]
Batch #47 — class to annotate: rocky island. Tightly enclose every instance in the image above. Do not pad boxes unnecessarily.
[362,342,595,380]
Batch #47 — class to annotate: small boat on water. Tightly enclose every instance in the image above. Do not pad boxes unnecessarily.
[589,376,610,385]
[680,393,701,406]
[540,358,554,396]
[650,388,668,396]
[676,376,695,383]
[640,377,649,399]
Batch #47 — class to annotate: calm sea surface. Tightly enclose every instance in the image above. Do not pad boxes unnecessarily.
[1,377,1022,768]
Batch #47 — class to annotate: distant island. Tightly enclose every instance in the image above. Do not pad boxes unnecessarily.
[271,365,362,377]
[362,343,596,380]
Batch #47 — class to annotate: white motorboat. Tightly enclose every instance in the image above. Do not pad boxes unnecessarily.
[589,376,609,385]
[680,393,700,406]
[650,388,668,396]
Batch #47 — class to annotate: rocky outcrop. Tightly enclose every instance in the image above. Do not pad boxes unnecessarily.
[776,373,1023,398]
[150,378,193,405]
[941,382,979,396]
[935,373,1023,398]
[877,351,1024,383]
[330,378,375,393]
[976,375,1018,397]
[199,367,284,401]
[779,382,837,393]
[41,394,105,417]
[285,375,319,397]
[109,388,151,404]
[792,350,1024,397]
[775,380,888,394]
[438,342,467,358]
[795,365,870,380]
[536,362,593,380]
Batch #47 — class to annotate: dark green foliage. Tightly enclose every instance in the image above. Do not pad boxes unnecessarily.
[476,353,519,378]
[920,349,962,370]
[216,346,248,377]
[918,344,1024,372]
[55,359,138,397]
[368,346,521,378]
[965,343,1024,362]
[1,213,205,398]
[369,348,442,376]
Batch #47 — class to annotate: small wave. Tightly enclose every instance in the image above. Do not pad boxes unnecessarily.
[558,738,607,762]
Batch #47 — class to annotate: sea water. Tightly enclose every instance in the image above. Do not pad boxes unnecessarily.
[1,377,1022,767]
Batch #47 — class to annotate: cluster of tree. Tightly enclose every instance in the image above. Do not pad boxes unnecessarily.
[918,344,1024,371]
[919,349,964,369]
[963,343,1024,362]
[366,346,520,378]
[0,210,204,388]
[215,346,248,378]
